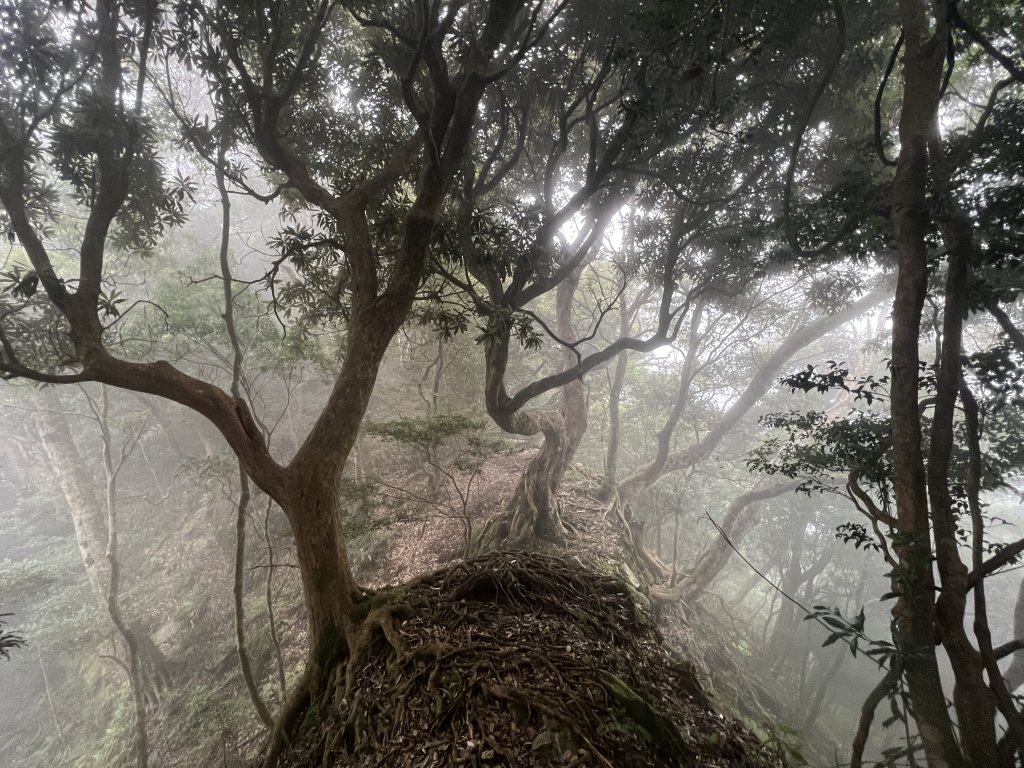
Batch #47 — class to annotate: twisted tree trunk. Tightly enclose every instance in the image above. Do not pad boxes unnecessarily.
[474,270,587,552]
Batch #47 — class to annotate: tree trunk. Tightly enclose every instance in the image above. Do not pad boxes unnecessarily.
[928,172,998,765]
[766,517,807,667]
[280,463,358,662]
[600,283,645,498]
[34,399,171,701]
[474,269,587,551]
[1003,580,1024,693]
[216,147,274,728]
[34,405,111,599]
[600,343,627,500]
[94,387,149,768]
[800,645,846,732]
[650,481,798,606]
[503,378,587,545]
[1,4,530,763]
[889,2,963,764]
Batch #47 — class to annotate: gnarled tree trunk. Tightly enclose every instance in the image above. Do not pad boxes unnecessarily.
[474,269,587,552]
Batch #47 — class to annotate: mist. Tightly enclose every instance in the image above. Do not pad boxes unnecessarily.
[1,2,1023,767]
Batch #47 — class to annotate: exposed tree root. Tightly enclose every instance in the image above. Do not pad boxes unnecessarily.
[605,494,671,583]
[471,473,577,554]
[272,551,784,768]
[262,666,313,768]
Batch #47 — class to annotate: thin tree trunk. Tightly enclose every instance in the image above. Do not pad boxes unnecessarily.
[766,518,806,668]
[962,386,1024,759]
[889,2,963,763]
[601,339,628,498]
[801,640,846,732]
[233,467,273,727]
[216,144,274,729]
[927,180,997,765]
[38,656,68,755]
[94,388,148,768]
[263,497,288,697]
[34,403,110,598]
[850,662,901,768]
[34,394,170,699]
[600,280,650,498]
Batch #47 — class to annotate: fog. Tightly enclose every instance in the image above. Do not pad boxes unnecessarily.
[2,2,1023,767]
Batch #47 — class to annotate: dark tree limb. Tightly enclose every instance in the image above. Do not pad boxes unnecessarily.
[851,662,902,768]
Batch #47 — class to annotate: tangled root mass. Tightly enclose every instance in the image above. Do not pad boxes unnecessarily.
[279,551,784,768]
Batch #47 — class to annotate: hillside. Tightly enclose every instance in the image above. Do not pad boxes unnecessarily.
[277,550,784,768]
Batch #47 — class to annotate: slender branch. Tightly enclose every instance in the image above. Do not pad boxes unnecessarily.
[969,538,1024,588]
[953,3,1024,84]
[962,383,1024,752]
[874,34,902,167]
[216,143,273,728]
[995,639,1024,661]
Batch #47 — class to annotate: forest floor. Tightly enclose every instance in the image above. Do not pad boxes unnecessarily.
[274,460,787,767]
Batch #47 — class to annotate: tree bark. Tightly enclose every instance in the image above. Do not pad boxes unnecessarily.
[474,268,587,551]
[34,405,110,599]
[928,174,998,767]
[889,2,963,764]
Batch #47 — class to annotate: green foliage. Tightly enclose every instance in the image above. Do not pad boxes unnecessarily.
[52,106,193,252]
[365,413,486,449]
[780,361,889,405]
[834,521,882,552]
[0,613,25,659]
[748,408,893,494]
[958,95,1024,302]
[749,721,809,767]
[1,266,39,299]
[803,605,898,666]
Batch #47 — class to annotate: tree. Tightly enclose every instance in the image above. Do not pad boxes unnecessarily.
[736,2,1024,763]
[447,0,865,552]
[886,2,1024,764]
[0,0,559,750]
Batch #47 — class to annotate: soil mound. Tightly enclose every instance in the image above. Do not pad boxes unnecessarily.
[283,551,783,767]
